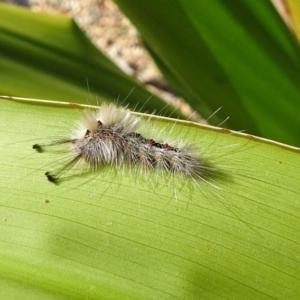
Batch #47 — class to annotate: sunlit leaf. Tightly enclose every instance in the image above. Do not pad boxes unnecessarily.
[0,97,299,299]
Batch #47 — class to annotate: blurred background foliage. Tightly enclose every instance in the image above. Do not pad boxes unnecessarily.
[0,0,300,145]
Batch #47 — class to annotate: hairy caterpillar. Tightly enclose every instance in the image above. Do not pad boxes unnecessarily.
[33,103,215,185]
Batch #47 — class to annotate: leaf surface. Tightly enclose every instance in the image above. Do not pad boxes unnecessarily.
[0,98,299,299]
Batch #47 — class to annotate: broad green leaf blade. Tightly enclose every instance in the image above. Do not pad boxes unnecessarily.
[1,98,300,299]
[0,3,178,117]
[113,0,300,146]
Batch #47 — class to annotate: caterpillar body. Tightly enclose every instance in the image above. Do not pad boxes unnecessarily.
[33,103,213,184]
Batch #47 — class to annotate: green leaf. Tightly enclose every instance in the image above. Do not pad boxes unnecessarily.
[1,97,300,299]
[0,2,177,117]
[113,0,300,146]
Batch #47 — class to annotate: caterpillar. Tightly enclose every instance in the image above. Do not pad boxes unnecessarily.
[33,103,214,184]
